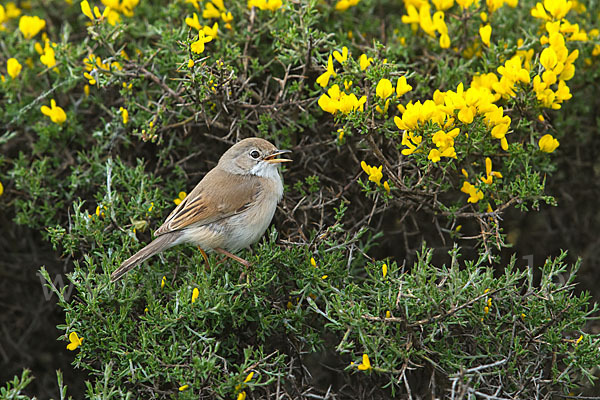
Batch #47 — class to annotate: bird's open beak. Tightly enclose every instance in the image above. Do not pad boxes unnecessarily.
[263,149,292,164]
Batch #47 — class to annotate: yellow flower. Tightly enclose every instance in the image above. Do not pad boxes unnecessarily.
[19,15,46,39]
[0,182,3,196]
[203,2,221,18]
[188,59,195,68]
[174,191,187,205]
[41,99,67,125]
[119,107,129,124]
[531,0,572,20]
[81,0,94,20]
[190,30,213,54]
[360,161,383,186]
[382,263,387,278]
[399,130,423,155]
[383,180,390,193]
[480,157,502,184]
[439,33,450,48]
[357,353,372,370]
[575,334,583,345]
[84,72,96,85]
[479,24,491,46]
[244,372,254,382]
[66,332,83,350]
[203,22,218,38]
[433,0,454,10]
[318,85,366,114]
[428,149,441,162]
[310,257,317,267]
[95,205,105,217]
[192,287,199,303]
[178,384,189,391]
[396,76,412,97]
[359,53,373,70]
[333,46,348,64]
[316,54,336,88]
[248,0,283,10]
[185,12,202,30]
[335,0,360,11]
[237,391,247,400]
[376,79,394,99]
[7,58,22,79]
[40,41,57,68]
[161,275,166,288]
[540,47,557,71]
[539,134,559,152]
[338,92,366,113]
[460,181,484,203]
[104,7,121,25]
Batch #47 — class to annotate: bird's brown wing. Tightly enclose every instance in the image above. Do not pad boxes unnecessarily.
[154,168,259,237]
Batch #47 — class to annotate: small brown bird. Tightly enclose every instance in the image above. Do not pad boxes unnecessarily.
[110,137,291,282]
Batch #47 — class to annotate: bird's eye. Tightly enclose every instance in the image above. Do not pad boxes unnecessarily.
[250,150,260,159]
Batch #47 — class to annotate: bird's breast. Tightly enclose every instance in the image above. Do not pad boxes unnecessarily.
[223,178,281,250]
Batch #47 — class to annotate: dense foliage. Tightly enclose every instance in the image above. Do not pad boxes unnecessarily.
[1,0,599,398]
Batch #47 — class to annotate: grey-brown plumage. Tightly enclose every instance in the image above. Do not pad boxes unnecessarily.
[110,138,291,282]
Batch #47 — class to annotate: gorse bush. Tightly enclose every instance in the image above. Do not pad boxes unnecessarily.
[1,0,599,398]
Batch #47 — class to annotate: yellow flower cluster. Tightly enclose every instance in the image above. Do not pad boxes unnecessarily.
[35,36,58,71]
[318,84,366,114]
[532,31,577,110]
[374,77,413,115]
[428,128,459,162]
[235,372,254,400]
[0,3,22,30]
[186,16,219,40]
[459,158,502,204]
[190,0,233,30]
[460,180,484,203]
[82,53,123,86]
[395,81,512,159]
[81,0,119,25]
[174,191,187,205]
[80,0,139,25]
[248,0,283,11]
[360,161,390,193]
[401,1,451,48]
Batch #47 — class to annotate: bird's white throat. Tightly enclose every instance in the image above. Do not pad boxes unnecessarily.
[249,161,284,199]
[250,161,281,181]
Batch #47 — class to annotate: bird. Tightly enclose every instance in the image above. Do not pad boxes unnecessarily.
[110,137,291,282]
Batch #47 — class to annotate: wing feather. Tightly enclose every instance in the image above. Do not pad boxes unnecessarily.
[154,168,259,236]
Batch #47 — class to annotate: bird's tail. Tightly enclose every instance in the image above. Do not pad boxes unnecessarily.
[111,233,182,282]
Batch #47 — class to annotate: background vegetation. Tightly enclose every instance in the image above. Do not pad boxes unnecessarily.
[1,0,599,398]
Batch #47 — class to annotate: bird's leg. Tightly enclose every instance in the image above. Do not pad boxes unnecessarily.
[214,247,251,267]
[197,246,210,266]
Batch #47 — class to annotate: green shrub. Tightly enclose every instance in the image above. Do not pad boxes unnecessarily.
[1,0,599,398]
